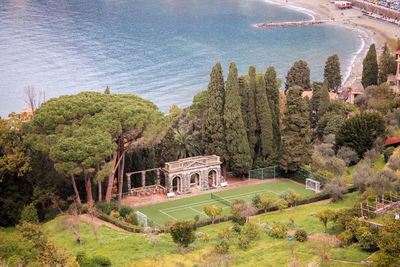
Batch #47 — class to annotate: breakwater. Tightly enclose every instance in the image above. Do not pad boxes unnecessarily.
[256,20,329,28]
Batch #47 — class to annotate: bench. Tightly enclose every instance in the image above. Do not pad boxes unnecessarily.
[167,192,176,198]
[221,182,228,187]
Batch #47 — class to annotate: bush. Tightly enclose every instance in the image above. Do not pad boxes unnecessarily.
[357,228,378,252]
[110,210,120,218]
[294,229,307,242]
[92,255,112,266]
[384,147,395,162]
[215,238,230,254]
[20,203,39,224]
[169,220,196,248]
[193,215,200,222]
[338,230,353,246]
[126,211,138,225]
[242,222,260,241]
[238,234,251,250]
[119,205,133,218]
[94,210,143,233]
[95,202,118,215]
[232,223,242,234]
[269,223,287,239]
[372,253,396,267]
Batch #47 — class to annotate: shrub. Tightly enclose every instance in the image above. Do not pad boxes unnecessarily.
[92,255,112,266]
[357,228,378,252]
[119,205,133,218]
[169,220,196,248]
[193,215,200,222]
[95,202,118,215]
[294,229,307,242]
[215,238,230,254]
[232,223,242,234]
[126,211,138,225]
[110,210,120,218]
[269,223,287,239]
[384,147,395,162]
[338,230,353,246]
[276,198,288,211]
[242,222,260,241]
[333,208,358,229]
[20,203,39,224]
[94,210,143,233]
[372,253,396,267]
[337,146,359,165]
[238,234,251,250]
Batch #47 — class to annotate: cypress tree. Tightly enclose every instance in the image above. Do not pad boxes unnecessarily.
[362,44,379,88]
[324,54,342,92]
[264,66,281,153]
[285,60,311,92]
[247,66,258,160]
[238,77,249,133]
[310,81,323,125]
[255,75,273,159]
[202,62,226,160]
[104,85,110,94]
[318,80,330,119]
[280,86,312,172]
[160,127,178,164]
[224,62,252,176]
[378,43,397,83]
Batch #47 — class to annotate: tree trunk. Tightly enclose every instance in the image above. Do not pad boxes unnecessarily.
[105,151,118,202]
[85,172,94,205]
[71,174,81,204]
[98,181,102,202]
[118,153,125,204]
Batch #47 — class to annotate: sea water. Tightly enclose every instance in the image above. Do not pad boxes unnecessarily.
[0,0,362,117]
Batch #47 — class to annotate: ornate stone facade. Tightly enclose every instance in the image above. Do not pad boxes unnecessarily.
[163,155,223,193]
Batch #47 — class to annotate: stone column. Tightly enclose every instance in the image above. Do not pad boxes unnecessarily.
[141,171,146,187]
[156,169,160,186]
[126,174,131,191]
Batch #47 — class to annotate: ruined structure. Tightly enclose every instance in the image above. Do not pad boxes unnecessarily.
[125,155,223,195]
[164,155,223,193]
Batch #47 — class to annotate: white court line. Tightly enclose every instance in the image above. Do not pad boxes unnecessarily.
[161,188,281,213]
[190,207,207,217]
[160,209,177,220]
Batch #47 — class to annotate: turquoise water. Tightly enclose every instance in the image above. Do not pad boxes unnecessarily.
[0,0,361,117]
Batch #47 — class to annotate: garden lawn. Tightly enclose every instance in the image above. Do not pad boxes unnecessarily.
[136,179,314,226]
[36,192,371,266]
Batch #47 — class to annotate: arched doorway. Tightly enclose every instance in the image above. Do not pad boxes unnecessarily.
[208,170,217,188]
[190,173,200,188]
[172,176,182,193]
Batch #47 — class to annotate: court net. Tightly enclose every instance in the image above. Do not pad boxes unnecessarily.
[211,193,233,206]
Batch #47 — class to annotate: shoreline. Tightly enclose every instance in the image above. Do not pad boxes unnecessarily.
[261,0,400,88]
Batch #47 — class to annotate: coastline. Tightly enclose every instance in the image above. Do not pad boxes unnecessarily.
[262,0,400,87]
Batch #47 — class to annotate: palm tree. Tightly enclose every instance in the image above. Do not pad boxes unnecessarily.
[175,130,201,159]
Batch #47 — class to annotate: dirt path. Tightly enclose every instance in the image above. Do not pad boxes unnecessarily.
[79,214,129,233]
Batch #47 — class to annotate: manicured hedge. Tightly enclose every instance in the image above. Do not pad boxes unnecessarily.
[93,210,144,233]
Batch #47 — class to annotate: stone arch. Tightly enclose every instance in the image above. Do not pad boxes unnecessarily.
[208,169,217,188]
[172,175,182,193]
[189,172,201,188]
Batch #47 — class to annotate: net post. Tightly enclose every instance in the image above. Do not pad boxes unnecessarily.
[262,168,264,180]
[248,171,250,182]
[274,166,276,180]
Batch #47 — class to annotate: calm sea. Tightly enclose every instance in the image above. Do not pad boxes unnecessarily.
[0,0,362,117]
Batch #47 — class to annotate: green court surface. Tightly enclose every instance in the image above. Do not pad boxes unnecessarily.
[135,179,315,226]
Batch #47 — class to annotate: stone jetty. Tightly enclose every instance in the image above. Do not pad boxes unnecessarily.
[256,20,329,28]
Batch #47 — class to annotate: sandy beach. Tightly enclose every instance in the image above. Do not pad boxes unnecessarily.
[263,0,400,87]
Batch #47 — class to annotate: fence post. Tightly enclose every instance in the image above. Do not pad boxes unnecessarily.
[248,171,250,181]
[274,166,276,180]
[262,168,264,180]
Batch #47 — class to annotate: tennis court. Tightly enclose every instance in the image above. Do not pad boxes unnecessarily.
[135,179,315,226]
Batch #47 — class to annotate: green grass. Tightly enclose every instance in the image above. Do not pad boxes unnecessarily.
[136,179,314,225]
[37,192,369,266]
[372,154,386,172]
[395,127,400,136]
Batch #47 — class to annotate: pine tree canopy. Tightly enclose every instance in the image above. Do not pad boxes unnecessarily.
[224,62,252,176]
[280,86,312,172]
[324,54,342,92]
[202,62,227,161]
[285,60,311,92]
[362,44,378,88]
[255,75,273,159]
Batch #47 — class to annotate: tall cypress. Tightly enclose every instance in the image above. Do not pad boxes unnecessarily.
[310,81,323,126]
[264,66,281,154]
[285,60,311,92]
[318,80,330,119]
[362,44,378,88]
[238,77,249,133]
[280,86,312,172]
[324,54,342,92]
[224,62,252,176]
[255,75,273,159]
[378,43,397,83]
[202,62,226,160]
[247,66,258,161]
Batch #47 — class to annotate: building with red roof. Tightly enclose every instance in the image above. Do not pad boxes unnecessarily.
[385,136,400,147]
